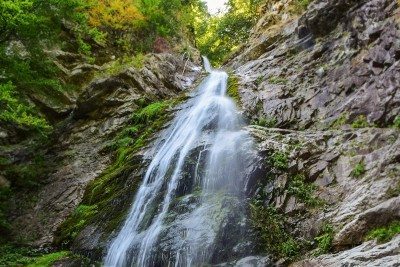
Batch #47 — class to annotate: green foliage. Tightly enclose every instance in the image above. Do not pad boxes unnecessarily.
[291,0,312,13]
[227,75,240,104]
[268,76,288,85]
[252,116,277,128]
[26,251,70,267]
[0,82,51,134]
[194,0,263,65]
[287,174,321,207]
[393,116,400,129]
[97,54,146,78]
[351,115,371,129]
[0,245,77,267]
[331,112,348,129]
[250,203,300,260]
[351,161,366,178]
[269,151,289,170]
[57,205,98,244]
[366,221,400,243]
[314,224,334,255]
[57,96,186,246]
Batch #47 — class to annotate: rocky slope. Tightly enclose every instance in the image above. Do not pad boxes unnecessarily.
[2,0,400,266]
[2,52,201,254]
[228,0,400,265]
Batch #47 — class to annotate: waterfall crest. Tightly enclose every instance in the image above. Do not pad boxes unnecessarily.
[105,59,254,267]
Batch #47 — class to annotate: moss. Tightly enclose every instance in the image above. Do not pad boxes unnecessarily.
[57,205,98,245]
[365,221,400,243]
[314,224,334,255]
[351,161,366,178]
[26,251,70,267]
[227,75,240,104]
[56,95,187,247]
[351,115,371,129]
[251,116,277,128]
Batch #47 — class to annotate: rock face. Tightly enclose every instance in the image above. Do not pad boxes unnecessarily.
[7,53,201,248]
[228,0,400,265]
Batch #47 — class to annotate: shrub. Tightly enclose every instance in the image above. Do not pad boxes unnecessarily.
[287,174,321,207]
[351,162,366,178]
[251,116,277,128]
[315,224,334,255]
[366,221,400,243]
[270,151,289,170]
[351,115,370,129]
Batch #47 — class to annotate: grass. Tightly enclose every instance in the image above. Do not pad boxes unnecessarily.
[366,221,400,243]
[351,162,366,178]
[0,245,70,267]
[26,251,70,267]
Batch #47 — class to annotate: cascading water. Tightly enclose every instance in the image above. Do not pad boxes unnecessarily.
[105,58,255,267]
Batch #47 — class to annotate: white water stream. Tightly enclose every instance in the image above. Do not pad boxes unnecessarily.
[105,58,254,267]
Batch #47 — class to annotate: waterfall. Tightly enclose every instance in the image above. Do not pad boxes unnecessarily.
[104,58,254,267]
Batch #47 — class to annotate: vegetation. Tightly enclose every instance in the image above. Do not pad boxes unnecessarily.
[268,76,288,85]
[250,203,301,260]
[287,174,321,207]
[227,75,240,104]
[193,0,264,65]
[366,221,400,243]
[252,116,278,128]
[0,245,71,267]
[351,161,366,178]
[314,224,334,255]
[386,180,400,198]
[56,95,187,246]
[269,151,289,170]
[351,115,371,129]
[393,116,400,129]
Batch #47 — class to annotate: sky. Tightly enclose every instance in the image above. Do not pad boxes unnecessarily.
[204,0,228,14]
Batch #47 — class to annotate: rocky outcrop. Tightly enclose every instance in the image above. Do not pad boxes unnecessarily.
[229,0,400,265]
[7,53,201,248]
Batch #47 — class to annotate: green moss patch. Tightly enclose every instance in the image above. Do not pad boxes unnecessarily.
[0,245,70,267]
[314,224,334,255]
[56,95,187,248]
[227,75,240,105]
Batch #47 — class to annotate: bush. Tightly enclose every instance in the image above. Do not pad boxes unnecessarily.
[351,162,366,178]
[0,82,51,134]
[366,221,400,243]
[269,151,289,170]
[315,224,334,255]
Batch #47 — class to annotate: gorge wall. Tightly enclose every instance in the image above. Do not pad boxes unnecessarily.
[1,0,399,266]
